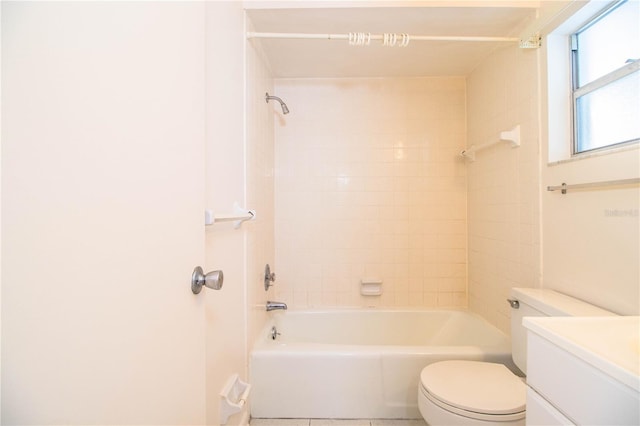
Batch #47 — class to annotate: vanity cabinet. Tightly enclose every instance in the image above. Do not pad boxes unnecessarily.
[523,317,640,426]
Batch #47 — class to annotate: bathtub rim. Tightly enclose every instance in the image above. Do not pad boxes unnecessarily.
[253,307,513,355]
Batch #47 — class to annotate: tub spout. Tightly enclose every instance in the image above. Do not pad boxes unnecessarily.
[266,301,287,311]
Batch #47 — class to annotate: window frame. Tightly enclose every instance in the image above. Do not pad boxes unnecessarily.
[570,0,640,156]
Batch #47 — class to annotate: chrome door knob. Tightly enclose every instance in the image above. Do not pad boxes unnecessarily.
[191,266,224,294]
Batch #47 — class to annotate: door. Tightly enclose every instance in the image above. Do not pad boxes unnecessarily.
[1,2,206,424]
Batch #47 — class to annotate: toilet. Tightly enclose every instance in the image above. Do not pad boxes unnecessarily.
[418,287,615,426]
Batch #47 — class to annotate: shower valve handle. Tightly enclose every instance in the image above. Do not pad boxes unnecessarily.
[264,264,276,291]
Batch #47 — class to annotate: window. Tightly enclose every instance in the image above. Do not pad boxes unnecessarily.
[571,0,640,154]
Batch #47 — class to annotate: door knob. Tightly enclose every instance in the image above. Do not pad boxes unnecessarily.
[191,266,223,294]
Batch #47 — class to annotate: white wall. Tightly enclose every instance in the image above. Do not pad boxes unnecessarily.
[273,78,468,309]
[540,28,640,315]
[541,150,639,315]
[246,33,275,350]
[204,2,250,425]
[204,6,277,424]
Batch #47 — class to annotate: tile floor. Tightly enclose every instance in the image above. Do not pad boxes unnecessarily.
[250,419,427,426]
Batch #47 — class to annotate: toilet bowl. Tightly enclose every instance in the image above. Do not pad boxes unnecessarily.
[418,360,525,426]
[417,288,615,426]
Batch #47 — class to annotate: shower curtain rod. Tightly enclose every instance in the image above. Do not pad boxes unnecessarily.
[246,32,519,44]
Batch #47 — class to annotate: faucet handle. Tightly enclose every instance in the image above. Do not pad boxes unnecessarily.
[270,326,281,340]
[264,264,276,291]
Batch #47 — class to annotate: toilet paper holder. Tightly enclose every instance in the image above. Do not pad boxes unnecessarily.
[220,373,251,425]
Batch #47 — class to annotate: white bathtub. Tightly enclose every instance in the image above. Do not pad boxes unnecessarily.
[250,309,516,419]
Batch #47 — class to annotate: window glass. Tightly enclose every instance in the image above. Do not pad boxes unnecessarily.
[572,0,640,154]
[575,0,640,86]
[575,71,640,152]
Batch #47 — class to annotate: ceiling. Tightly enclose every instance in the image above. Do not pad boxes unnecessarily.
[245,4,538,78]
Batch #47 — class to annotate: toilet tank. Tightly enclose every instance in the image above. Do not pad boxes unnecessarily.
[509,288,615,374]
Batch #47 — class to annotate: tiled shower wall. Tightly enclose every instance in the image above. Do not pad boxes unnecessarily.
[273,78,467,309]
[466,45,541,334]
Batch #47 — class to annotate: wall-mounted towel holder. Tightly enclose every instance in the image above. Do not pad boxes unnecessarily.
[461,125,521,161]
[205,202,256,228]
[547,178,640,194]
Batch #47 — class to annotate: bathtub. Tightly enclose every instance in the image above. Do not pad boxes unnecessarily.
[250,309,516,419]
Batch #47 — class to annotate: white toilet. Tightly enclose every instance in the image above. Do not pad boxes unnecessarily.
[418,287,615,426]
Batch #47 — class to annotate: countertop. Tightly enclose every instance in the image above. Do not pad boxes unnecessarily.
[523,316,640,391]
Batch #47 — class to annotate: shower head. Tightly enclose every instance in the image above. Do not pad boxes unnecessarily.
[265,92,290,115]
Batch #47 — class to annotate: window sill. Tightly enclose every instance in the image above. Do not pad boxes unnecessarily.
[547,140,639,167]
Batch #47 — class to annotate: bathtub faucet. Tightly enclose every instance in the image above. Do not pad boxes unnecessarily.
[266,301,287,311]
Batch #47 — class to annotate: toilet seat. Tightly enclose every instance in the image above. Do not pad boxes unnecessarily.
[419,360,526,422]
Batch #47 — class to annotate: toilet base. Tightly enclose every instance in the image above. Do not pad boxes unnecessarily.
[418,390,525,426]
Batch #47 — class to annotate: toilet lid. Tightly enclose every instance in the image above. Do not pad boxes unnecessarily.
[420,360,526,416]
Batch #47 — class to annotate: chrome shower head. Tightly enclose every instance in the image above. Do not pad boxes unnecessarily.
[265,92,290,115]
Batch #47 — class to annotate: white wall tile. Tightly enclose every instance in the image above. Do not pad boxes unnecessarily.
[466,46,541,334]
[274,78,467,309]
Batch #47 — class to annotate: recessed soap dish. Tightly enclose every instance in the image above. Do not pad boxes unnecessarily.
[361,279,382,296]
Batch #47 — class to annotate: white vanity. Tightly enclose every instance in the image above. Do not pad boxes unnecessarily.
[523,316,640,425]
